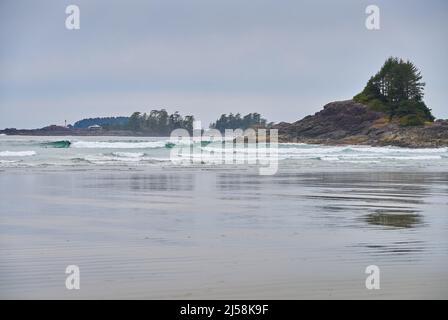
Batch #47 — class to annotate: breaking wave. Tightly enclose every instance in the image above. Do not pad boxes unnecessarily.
[0,151,36,157]
[71,140,167,149]
[41,140,71,148]
[70,152,170,165]
[1,138,448,168]
[111,152,145,158]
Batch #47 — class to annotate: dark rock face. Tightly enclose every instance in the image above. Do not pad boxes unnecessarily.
[280,100,383,140]
[276,100,448,148]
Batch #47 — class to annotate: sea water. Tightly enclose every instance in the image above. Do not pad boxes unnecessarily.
[1,135,448,169]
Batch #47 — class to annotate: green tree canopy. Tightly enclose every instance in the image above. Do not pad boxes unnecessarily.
[354,57,434,125]
[209,112,268,133]
[121,109,194,135]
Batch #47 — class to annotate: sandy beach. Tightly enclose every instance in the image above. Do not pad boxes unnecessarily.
[1,150,447,299]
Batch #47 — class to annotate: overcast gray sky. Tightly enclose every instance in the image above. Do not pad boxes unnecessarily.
[0,0,447,129]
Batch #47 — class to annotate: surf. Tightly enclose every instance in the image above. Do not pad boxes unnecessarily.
[41,140,72,148]
[0,151,36,157]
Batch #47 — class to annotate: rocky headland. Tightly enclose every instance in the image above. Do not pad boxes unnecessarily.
[275,100,448,148]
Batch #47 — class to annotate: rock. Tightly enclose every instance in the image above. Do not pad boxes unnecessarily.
[276,100,448,148]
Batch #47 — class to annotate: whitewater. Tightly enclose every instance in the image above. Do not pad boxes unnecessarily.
[1,135,448,169]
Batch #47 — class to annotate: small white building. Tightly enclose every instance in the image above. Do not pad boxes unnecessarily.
[88,124,102,130]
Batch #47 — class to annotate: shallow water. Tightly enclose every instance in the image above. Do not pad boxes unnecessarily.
[1,135,448,169]
[0,136,447,299]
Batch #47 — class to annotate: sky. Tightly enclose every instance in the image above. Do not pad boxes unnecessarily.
[0,0,447,129]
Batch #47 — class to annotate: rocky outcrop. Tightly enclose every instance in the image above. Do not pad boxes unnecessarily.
[276,100,448,148]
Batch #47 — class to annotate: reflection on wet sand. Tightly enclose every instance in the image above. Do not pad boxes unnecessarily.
[86,173,195,192]
[356,240,427,256]
[0,169,447,299]
[365,211,423,229]
[215,171,445,264]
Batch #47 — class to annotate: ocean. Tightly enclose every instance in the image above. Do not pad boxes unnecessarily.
[1,135,447,299]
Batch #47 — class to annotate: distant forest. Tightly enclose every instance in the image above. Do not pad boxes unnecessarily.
[73,111,270,135]
[73,117,129,128]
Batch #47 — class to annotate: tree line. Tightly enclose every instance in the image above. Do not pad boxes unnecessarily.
[122,110,195,135]
[209,113,270,133]
[73,111,271,135]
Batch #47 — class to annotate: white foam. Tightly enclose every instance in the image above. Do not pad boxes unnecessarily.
[320,156,340,161]
[111,152,145,158]
[195,143,448,163]
[0,151,36,157]
[84,154,141,163]
[0,159,20,164]
[0,159,26,167]
[340,146,448,154]
[71,141,167,149]
[0,138,447,168]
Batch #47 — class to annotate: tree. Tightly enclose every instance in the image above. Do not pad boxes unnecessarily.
[354,57,434,124]
[129,112,142,131]
[182,115,194,133]
[209,112,268,133]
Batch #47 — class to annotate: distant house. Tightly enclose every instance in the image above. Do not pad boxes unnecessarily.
[88,124,102,130]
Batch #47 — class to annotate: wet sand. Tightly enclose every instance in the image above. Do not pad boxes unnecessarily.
[1,167,448,299]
